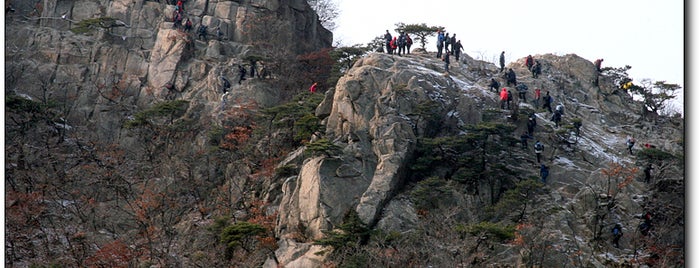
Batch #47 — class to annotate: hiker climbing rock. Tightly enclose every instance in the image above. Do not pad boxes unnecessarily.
[534,140,544,163]
[489,78,500,93]
[516,83,528,102]
[611,224,623,248]
[626,136,636,155]
[309,82,317,93]
[644,163,653,183]
[551,109,562,128]
[220,76,231,93]
[500,88,508,109]
[542,91,553,113]
[442,51,450,73]
[594,58,604,72]
[534,88,541,108]
[527,115,537,136]
[506,68,517,86]
[520,132,530,149]
[237,64,246,84]
[525,55,534,71]
[197,24,208,41]
[531,60,541,78]
[540,164,549,183]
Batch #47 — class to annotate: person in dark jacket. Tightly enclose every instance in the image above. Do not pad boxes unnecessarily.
[534,141,544,163]
[237,64,246,84]
[197,24,208,41]
[612,224,623,248]
[542,91,553,113]
[397,32,407,56]
[220,76,231,93]
[527,115,537,136]
[499,51,505,72]
[384,30,392,54]
[551,109,562,128]
[531,60,542,78]
[506,68,517,86]
[516,83,528,102]
[453,40,464,61]
[520,132,530,149]
[540,164,549,183]
[525,55,534,71]
[489,78,500,93]
[643,164,654,183]
[443,51,450,73]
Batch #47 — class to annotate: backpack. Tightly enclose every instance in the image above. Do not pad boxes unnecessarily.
[535,143,543,151]
[613,227,620,236]
[406,35,412,45]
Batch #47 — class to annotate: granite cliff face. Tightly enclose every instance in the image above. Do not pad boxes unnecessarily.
[268,51,683,266]
[5,2,683,266]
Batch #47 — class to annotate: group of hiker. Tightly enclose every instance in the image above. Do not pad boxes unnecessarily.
[383,30,413,56]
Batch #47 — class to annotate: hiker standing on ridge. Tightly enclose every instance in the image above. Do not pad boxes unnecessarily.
[453,40,464,61]
[525,55,534,71]
[499,51,506,72]
[450,34,457,53]
[594,58,604,72]
[444,33,451,52]
[384,30,392,54]
[436,30,445,58]
[397,32,407,56]
[405,33,413,54]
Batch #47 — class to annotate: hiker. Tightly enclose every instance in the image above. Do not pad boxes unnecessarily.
[542,91,553,113]
[531,60,542,78]
[520,132,530,149]
[384,30,392,54]
[525,55,534,71]
[237,64,246,84]
[643,164,653,183]
[639,212,652,235]
[444,33,450,52]
[176,0,184,12]
[442,51,450,73]
[534,140,544,163]
[309,82,318,93]
[216,26,223,41]
[516,83,528,102]
[453,40,464,61]
[436,30,445,58]
[405,33,413,54]
[249,59,257,78]
[489,78,500,93]
[626,136,636,155]
[397,32,407,56]
[540,164,549,183]
[573,119,582,136]
[594,58,604,72]
[534,88,541,108]
[390,36,398,55]
[555,103,564,116]
[611,224,623,248]
[173,12,183,29]
[197,24,208,41]
[184,18,193,32]
[499,51,505,72]
[450,34,457,53]
[551,109,562,128]
[527,115,537,136]
[220,76,231,93]
[506,68,517,86]
[507,90,513,109]
[500,88,508,109]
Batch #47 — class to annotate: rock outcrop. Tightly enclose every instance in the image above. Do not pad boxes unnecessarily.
[267,51,683,266]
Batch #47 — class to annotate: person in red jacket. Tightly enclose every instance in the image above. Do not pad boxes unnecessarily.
[500,88,509,109]
[390,36,398,54]
[309,82,318,93]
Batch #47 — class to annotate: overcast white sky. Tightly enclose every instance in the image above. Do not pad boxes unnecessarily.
[332,0,684,110]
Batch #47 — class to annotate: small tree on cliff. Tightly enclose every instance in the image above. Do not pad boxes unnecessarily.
[394,22,444,50]
[308,0,339,31]
[631,79,681,116]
